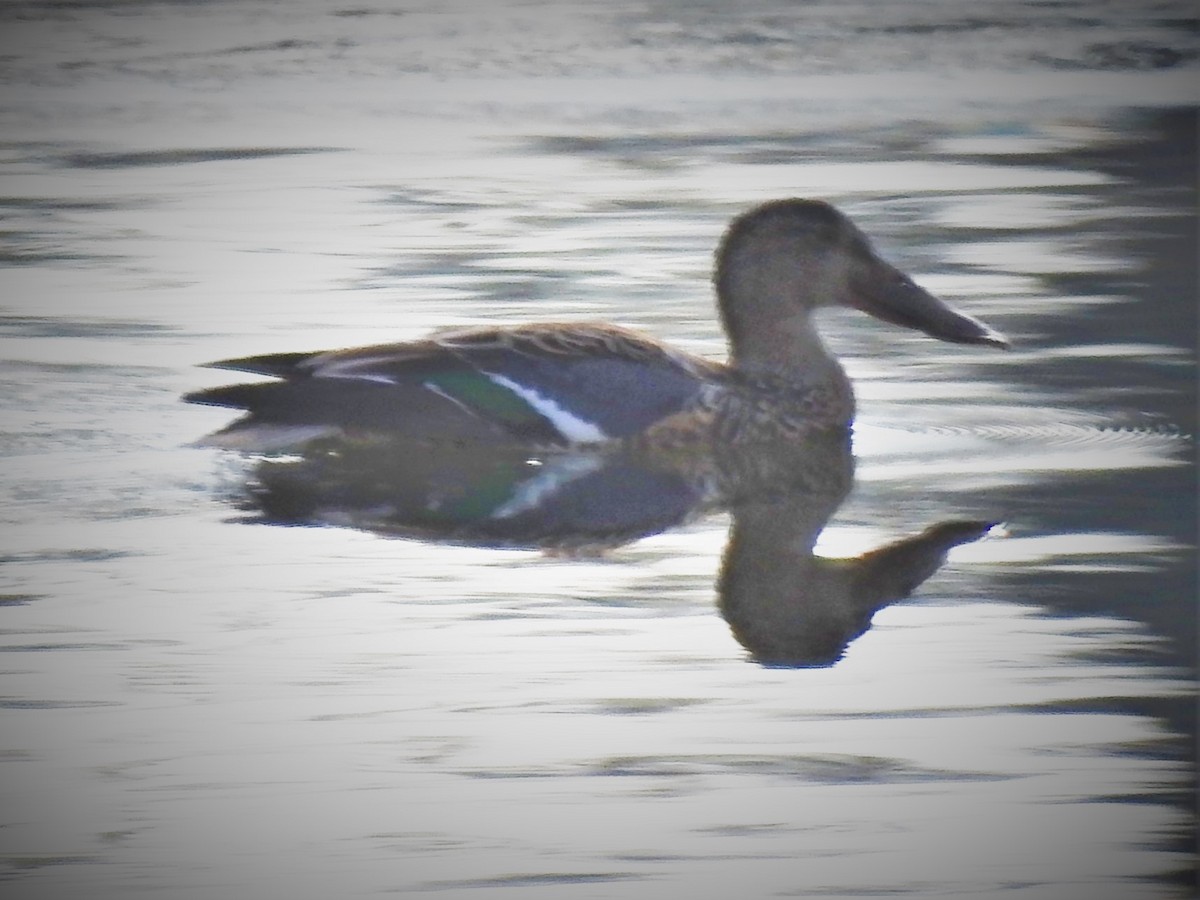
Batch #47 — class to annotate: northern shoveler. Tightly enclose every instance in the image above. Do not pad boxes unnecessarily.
[186,198,1009,450]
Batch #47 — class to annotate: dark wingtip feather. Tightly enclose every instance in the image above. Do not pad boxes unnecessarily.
[200,351,316,377]
[183,382,278,410]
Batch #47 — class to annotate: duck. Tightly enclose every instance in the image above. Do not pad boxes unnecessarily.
[186,198,1009,451]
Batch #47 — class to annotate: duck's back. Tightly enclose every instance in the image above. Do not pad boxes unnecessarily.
[186,323,722,451]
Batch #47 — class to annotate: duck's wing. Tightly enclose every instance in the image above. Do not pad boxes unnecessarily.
[186,324,722,450]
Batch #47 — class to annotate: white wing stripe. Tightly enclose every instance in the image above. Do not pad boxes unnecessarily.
[485,373,608,443]
[320,370,396,385]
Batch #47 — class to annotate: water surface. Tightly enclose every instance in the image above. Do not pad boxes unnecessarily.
[0,2,1196,898]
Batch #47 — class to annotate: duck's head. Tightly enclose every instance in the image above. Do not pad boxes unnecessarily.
[715,199,1010,364]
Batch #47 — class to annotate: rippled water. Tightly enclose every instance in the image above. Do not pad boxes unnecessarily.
[1,2,1197,898]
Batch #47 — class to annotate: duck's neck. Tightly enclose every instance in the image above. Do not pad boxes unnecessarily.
[715,240,856,420]
[727,310,852,398]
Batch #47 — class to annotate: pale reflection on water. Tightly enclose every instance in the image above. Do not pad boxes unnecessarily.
[1,2,1197,898]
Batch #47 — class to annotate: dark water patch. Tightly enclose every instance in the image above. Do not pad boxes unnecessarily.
[2,0,216,10]
[215,38,324,57]
[1035,41,1195,71]
[0,196,128,213]
[0,642,119,653]
[525,125,1076,173]
[1162,16,1200,35]
[2,854,97,872]
[0,360,169,381]
[0,594,39,607]
[0,548,137,565]
[1058,641,1183,667]
[1024,695,1192,726]
[589,754,1009,784]
[528,131,847,163]
[856,17,1034,37]
[695,822,788,837]
[955,108,1196,193]
[979,474,1194,640]
[1085,792,1195,808]
[609,851,718,863]
[362,248,481,279]
[365,252,578,302]
[0,315,171,339]
[455,769,558,781]
[0,192,152,266]
[0,698,117,709]
[0,230,108,266]
[785,705,1021,722]
[60,146,343,169]
[793,886,945,899]
[375,188,488,212]
[419,872,641,891]
[331,8,399,19]
[590,696,709,715]
[470,273,575,304]
[65,36,346,71]
[848,14,1197,75]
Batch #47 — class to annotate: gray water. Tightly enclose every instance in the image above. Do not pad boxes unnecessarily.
[1,2,1197,898]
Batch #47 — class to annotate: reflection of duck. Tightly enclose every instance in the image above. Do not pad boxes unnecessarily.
[719,500,993,668]
[239,430,853,551]
[186,199,1008,451]
[234,434,992,667]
